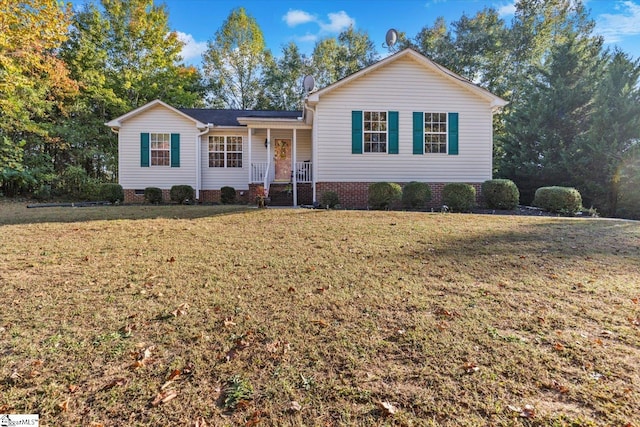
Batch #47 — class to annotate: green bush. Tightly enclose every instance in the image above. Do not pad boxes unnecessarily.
[368,182,402,210]
[57,165,91,198]
[482,179,519,210]
[170,185,194,204]
[442,183,476,212]
[533,186,582,214]
[98,183,124,204]
[402,181,432,209]
[144,187,163,204]
[320,191,340,209]
[220,186,236,204]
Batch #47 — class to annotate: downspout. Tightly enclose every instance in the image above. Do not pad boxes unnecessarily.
[110,127,120,183]
[196,124,212,201]
[264,128,271,197]
[304,103,317,203]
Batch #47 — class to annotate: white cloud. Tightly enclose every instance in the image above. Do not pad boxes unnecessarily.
[281,9,356,44]
[596,0,640,43]
[175,31,207,61]
[318,11,355,33]
[283,9,315,27]
[496,2,516,17]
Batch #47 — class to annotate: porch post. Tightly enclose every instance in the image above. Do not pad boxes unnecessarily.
[292,128,297,206]
[247,127,252,184]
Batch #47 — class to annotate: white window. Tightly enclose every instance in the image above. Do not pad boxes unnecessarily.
[363,111,387,153]
[209,136,243,168]
[151,133,170,166]
[424,113,447,154]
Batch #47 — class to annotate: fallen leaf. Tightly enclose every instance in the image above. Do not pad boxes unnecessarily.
[172,303,189,317]
[167,256,175,263]
[592,338,603,346]
[245,411,264,426]
[288,286,296,293]
[520,404,535,419]
[58,398,70,412]
[378,401,398,416]
[553,342,565,351]
[289,401,302,412]
[151,389,178,406]
[311,319,328,327]
[68,384,79,393]
[167,369,181,381]
[632,297,638,304]
[223,317,237,327]
[462,362,480,374]
[102,378,127,390]
[194,417,208,427]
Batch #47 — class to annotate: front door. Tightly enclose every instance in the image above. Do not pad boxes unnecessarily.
[274,139,292,181]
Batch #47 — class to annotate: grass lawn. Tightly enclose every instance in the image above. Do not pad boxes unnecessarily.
[0,202,639,426]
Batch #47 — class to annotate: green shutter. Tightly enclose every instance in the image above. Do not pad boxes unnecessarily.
[388,111,398,154]
[351,110,363,154]
[140,133,150,167]
[170,133,180,167]
[448,112,458,155]
[413,112,423,155]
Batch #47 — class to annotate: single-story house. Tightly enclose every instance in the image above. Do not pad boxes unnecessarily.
[106,48,507,208]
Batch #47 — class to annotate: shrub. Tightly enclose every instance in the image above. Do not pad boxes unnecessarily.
[442,183,476,212]
[220,186,236,204]
[533,186,582,214]
[98,183,124,204]
[320,191,340,209]
[170,185,194,204]
[402,181,432,209]
[482,179,519,210]
[144,187,163,204]
[57,165,90,198]
[368,182,402,210]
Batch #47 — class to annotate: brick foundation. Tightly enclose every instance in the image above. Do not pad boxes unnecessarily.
[124,189,171,204]
[316,182,483,209]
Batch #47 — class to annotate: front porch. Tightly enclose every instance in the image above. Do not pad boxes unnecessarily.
[240,116,313,206]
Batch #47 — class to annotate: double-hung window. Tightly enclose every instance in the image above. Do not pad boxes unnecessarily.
[209,136,243,168]
[150,133,170,166]
[424,113,447,154]
[363,111,387,153]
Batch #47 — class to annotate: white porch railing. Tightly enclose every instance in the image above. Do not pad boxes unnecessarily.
[295,162,312,183]
[251,162,313,183]
[251,162,268,183]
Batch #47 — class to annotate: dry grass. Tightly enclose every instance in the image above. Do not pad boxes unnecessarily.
[0,202,639,426]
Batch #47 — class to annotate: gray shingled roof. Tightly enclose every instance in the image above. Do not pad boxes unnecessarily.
[179,109,302,126]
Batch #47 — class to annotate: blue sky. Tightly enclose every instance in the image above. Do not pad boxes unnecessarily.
[70,0,640,65]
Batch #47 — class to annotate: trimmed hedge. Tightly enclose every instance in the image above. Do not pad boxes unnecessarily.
[98,183,124,204]
[368,182,402,210]
[320,191,340,209]
[533,186,582,214]
[442,183,476,212]
[170,185,194,204]
[482,179,519,210]
[220,186,236,204]
[144,187,163,204]
[402,181,432,209]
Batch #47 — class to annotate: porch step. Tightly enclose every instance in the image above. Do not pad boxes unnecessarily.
[268,184,293,206]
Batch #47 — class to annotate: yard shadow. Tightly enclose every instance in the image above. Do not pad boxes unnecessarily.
[394,217,640,266]
[0,203,261,226]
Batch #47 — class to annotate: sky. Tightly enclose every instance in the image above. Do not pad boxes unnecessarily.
[70,0,640,65]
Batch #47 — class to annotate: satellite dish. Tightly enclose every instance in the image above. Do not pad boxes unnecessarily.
[383,28,398,49]
[302,75,315,93]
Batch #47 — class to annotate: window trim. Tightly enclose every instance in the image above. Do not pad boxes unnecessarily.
[150,132,171,166]
[423,112,448,154]
[362,111,388,154]
[208,135,244,168]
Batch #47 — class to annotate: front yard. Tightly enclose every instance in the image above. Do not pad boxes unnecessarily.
[0,203,638,426]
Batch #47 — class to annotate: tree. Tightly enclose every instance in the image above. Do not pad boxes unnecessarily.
[311,38,342,88]
[576,50,640,215]
[202,7,267,109]
[413,17,456,71]
[59,0,204,179]
[259,42,311,110]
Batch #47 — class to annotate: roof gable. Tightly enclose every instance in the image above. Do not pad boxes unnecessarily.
[105,99,206,129]
[307,48,508,110]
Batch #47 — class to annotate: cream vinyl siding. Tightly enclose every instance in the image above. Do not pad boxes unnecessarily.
[200,129,249,190]
[118,105,198,189]
[315,55,494,182]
